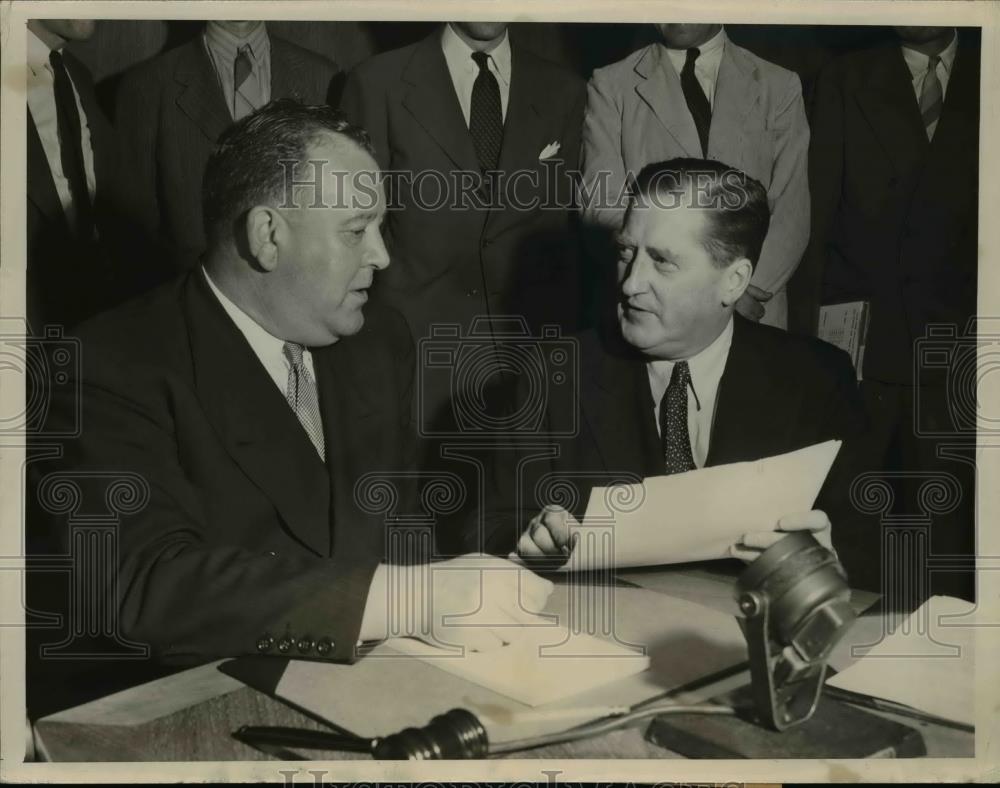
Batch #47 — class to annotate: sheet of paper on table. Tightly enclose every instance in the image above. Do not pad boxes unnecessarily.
[273,583,746,744]
[561,439,842,571]
[826,595,975,727]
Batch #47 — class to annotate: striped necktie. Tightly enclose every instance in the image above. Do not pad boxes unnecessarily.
[283,342,325,461]
[920,54,943,141]
[233,45,254,120]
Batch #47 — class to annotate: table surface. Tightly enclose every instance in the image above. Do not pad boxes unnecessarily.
[31,563,974,762]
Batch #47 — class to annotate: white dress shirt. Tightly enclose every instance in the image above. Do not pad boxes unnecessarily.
[26,28,97,230]
[647,316,734,469]
[203,21,272,120]
[662,26,727,110]
[901,29,958,139]
[440,23,512,126]
[202,267,316,395]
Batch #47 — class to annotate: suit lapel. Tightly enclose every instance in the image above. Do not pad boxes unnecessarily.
[856,45,927,176]
[706,317,786,467]
[173,39,234,144]
[709,44,760,159]
[634,44,701,157]
[401,31,481,173]
[270,38,303,100]
[186,273,331,555]
[581,333,662,479]
[313,337,385,560]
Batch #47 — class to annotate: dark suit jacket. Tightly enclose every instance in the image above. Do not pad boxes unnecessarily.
[31,272,416,664]
[27,50,121,330]
[477,315,877,588]
[112,35,339,272]
[803,33,979,381]
[339,29,586,423]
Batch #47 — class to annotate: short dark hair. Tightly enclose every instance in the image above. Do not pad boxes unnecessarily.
[630,158,770,270]
[201,99,376,246]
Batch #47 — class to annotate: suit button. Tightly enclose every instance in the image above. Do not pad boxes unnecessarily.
[316,637,333,655]
[277,636,293,654]
[481,237,492,248]
[266,551,278,557]
[297,636,315,654]
[466,288,479,297]
[256,634,275,653]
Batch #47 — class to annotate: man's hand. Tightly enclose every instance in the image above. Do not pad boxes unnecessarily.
[735,285,773,322]
[511,505,579,560]
[729,510,834,563]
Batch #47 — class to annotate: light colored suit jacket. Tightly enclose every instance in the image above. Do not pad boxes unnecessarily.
[581,39,810,328]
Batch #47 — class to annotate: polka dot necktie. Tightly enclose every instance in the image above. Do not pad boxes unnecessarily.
[660,361,696,475]
[283,342,325,461]
[469,50,503,172]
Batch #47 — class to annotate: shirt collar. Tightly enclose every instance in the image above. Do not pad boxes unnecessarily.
[27,28,58,74]
[204,20,270,62]
[201,266,287,362]
[441,23,512,88]
[647,315,734,392]
[901,28,958,78]
[661,26,727,78]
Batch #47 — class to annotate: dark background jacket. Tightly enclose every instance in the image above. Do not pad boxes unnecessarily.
[339,30,587,425]
[802,32,979,382]
[111,36,340,272]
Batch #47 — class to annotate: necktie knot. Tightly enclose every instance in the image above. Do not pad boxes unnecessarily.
[471,50,491,71]
[670,360,691,388]
[48,49,64,70]
[684,47,701,68]
[927,53,941,72]
[283,341,306,370]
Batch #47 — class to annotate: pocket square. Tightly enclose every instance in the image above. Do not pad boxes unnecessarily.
[538,141,561,160]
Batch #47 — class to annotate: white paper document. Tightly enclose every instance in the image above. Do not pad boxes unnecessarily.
[827,595,975,726]
[562,440,842,571]
[385,627,649,707]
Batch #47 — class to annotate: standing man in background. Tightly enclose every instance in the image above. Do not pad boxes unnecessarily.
[113,20,340,272]
[26,18,120,330]
[581,23,810,330]
[340,22,586,439]
[806,26,978,601]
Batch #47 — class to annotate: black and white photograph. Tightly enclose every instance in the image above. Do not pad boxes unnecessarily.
[1,0,997,783]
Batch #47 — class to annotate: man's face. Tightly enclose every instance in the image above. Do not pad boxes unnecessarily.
[894,26,953,46]
[657,24,720,50]
[616,195,738,360]
[273,137,389,346]
[452,22,509,43]
[38,19,97,42]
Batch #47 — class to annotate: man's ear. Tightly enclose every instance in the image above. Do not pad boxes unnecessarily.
[245,206,281,272]
[720,257,753,307]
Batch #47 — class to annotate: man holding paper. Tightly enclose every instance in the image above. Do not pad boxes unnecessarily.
[486,158,871,584]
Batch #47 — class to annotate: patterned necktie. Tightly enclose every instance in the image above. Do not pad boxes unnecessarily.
[920,54,943,141]
[680,47,712,157]
[469,50,503,171]
[283,342,325,461]
[48,50,94,239]
[660,361,696,475]
[233,45,254,120]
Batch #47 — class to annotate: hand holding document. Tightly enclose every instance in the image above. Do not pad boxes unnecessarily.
[557,440,842,571]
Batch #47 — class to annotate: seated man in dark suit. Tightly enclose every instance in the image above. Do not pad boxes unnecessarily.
[481,159,873,586]
[29,100,554,691]
[112,21,341,273]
